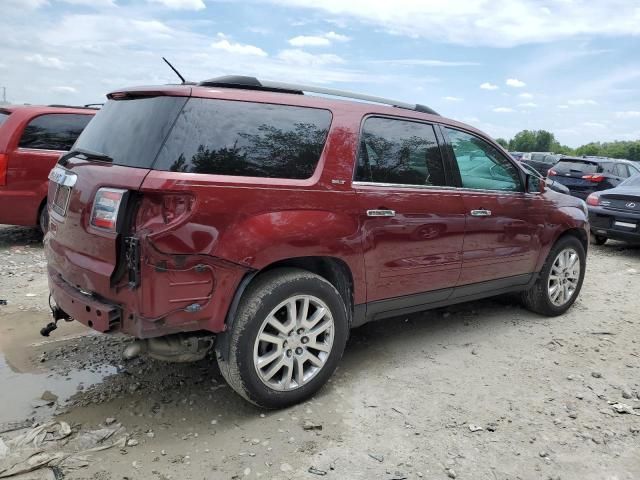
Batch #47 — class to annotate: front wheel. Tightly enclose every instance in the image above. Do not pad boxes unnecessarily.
[38,204,49,235]
[216,268,349,409]
[521,235,586,316]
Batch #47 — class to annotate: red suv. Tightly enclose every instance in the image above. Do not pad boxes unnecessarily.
[0,105,96,232]
[44,77,589,408]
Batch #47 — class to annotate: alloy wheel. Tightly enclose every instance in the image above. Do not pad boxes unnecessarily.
[547,247,581,307]
[253,295,334,391]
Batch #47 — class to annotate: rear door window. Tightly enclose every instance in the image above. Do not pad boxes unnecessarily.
[19,114,92,151]
[613,163,630,178]
[354,117,446,186]
[0,111,9,126]
[154,99,332,179]
[445,128,522,191]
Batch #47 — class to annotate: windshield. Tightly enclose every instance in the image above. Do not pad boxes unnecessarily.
[73,96,188,168]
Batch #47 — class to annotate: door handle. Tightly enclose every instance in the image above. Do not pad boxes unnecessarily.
[470,209,492,217]
[367,209,396,217]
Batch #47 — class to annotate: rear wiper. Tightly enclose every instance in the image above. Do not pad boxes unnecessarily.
[73,147,113,163]
[58,147,113,166]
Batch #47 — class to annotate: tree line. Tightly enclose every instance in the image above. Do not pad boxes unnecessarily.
[494,130,640,161]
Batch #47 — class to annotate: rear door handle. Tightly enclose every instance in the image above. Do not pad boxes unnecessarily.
[367,209,396,217]
[470,209,492,217]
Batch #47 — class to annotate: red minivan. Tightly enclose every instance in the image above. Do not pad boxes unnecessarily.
[45,77,589,408]
[0,105,96,232]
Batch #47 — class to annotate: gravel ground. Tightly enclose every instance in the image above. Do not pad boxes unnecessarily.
[0,224,639,480]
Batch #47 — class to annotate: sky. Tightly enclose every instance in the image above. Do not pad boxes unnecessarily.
[1,0,640,147]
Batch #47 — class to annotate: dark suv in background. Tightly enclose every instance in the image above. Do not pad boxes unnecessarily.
[44,77,589,408]
[0,105,97,232]
[548,157,639,200]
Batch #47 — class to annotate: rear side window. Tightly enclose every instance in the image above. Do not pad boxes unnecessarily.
[355,117,446,186]
[0,111,9,126]
[19,114,92,151]
[554,161,601,174]
[613,163,630,178]
[154,99,332,179]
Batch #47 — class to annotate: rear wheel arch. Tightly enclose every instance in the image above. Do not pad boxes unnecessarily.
[217,256,355,361]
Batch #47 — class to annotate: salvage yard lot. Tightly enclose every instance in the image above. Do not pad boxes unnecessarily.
[0,225,639,480]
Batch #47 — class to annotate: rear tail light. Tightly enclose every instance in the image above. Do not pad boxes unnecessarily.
[91,188,127,231]
[0,153,7,186]
[582,174,604,183]
[586,193,600,206]
[547,169,557,177]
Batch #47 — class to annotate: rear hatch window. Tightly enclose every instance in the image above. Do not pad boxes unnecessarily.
[0,111,9,126]
[74,96,188,169]
[554,160,602,175]
[74,96,332,179]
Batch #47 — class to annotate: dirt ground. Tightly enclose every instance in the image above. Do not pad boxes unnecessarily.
[0,224,639,480]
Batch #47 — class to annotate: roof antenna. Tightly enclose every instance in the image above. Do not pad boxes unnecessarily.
[162,57,187,84]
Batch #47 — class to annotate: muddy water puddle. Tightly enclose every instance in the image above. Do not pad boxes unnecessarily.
[0,308,118,425]
[0,353,117,424]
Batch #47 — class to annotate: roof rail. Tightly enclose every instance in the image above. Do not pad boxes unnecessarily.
[198,75,439,116]
[48,104,102,110]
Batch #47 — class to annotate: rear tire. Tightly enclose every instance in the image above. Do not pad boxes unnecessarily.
[216,268,349,409]
[38,204,49,235]
[591,233,607,246]
[521,235,586,317]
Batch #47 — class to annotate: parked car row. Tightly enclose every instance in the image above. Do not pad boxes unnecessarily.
[0,105,97,232]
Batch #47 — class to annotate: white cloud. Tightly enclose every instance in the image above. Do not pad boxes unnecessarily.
[378,59,479,67]
[480,82,499,90]
[61,0,116,5]
[148,0,206,10]
[506,78,526,88]
[443,96,463,102]
[51,86,77,93]
[615,111,640,119]
[211,37,268,57]
[288,35,331,47]
[567,99,598,105]
[277,49,345,66]
[557,105,569,109]
[493,107,514,113]
[518,102,538,108]
[519,92,533,99]
[288,31,350,47]
[24,54,65,69]
[324,31,350,42]
[267,0,640,47]
[582,122,606,128]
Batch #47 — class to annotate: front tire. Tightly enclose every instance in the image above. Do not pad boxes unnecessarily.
[216,268,349,409]
[521,235,586,316]
[38,204,49,235]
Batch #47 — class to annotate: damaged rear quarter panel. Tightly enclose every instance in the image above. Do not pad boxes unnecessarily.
[137,171,364,334]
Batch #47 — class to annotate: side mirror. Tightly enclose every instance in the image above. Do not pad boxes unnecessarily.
[526,174,545,193]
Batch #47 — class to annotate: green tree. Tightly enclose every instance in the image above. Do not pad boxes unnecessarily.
[495,138,508,149]
[508,130,537,151]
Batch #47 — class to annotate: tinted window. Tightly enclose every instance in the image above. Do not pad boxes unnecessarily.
[154,99,331,179]
[75,97,188,169]
[445,128,521,191]
[0,112,9,126]
[19,114,92,151]
[554,161,600,174]
[355,117,446,186]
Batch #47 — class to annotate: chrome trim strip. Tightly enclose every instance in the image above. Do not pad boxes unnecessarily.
[352,181,457,191]
[49,166,77,187]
